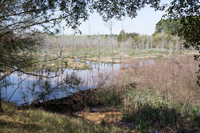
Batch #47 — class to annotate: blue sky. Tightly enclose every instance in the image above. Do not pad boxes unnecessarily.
[63,5,166,36]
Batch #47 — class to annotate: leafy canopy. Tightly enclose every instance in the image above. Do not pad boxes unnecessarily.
[154,19,180,35]
[162,0,200,51]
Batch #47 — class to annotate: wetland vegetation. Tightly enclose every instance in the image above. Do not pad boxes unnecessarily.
[1,0,200,132]
[1,41,200,132]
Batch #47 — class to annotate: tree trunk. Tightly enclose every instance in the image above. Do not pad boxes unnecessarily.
[104,40,105,64]
[110,22,113,64]
[74,38,76,57]
[162,39,164,53]
[176,39,179,54]
[84,41,86,58]
[89,40,91,58]
[60,47,63,70]
[97,33,100,58]
[0,87,2,111]
[72,35,74,58]
[136,44,137,51]
[121,22,124,68]
[142,38,145,50]
[151,36,153,50]
[146,41,149,51]
[171,42,174,66]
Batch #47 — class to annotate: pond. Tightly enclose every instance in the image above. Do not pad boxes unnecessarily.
[0,59,154,106]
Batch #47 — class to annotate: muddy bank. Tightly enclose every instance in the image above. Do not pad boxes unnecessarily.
[27,88,101,113]
[26,80,138,113]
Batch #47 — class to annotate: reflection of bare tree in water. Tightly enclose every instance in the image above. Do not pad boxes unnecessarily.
[0,72,12,107]
[21,72,83,105]
[1,59,120,106]
[1,68,83,105]
[112,64,114,82]
[98,61,100,86]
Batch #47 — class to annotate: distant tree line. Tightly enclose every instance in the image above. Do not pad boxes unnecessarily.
[117,30,139,42]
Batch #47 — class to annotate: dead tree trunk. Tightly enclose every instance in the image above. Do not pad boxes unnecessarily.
[60,46,63,70]
[104,39,105,64]
[170,42,174,66]
[104,21,113,64]
[0,88,1,111]
[162,38,164,53]
[71,35,74,58]
[97,33,100,58]
[176,38,179,54]
[151,36,153,50]
[121,22,124,68]
[110,22,113,64]
[146,41,149,54]
[142,38,145,50]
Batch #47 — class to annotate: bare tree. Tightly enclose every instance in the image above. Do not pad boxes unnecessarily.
[87,23,92,58]
[97,33,100,58]
[151,36,153,50]
[169,41,174,66]
[146,41,149,52]
[72,32,75,58]
[175,37,179,54]
[142,38,145,50]
[121,21,124,68]
[103,37,106,64]
[161,37,165,53]
[104,20,114,64]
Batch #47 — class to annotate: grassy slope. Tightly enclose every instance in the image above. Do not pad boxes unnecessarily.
[0,101,124,133]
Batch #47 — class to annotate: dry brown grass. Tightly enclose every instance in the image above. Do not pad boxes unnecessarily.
[107,55,200,132]
[115,55,200,105]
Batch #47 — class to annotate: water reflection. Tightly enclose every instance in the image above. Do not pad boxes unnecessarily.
[1,59,154,106]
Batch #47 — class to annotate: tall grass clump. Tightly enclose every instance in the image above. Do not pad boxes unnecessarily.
[115,55,200,132]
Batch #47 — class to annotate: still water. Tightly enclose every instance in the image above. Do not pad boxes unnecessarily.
[0,59,154,106]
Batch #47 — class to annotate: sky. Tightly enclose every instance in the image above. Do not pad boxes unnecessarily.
[63,5,167,36]
[59,0,171,36]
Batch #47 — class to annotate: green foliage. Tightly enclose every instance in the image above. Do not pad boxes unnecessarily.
[100,119,106,126]
[161,1,200,85]
[122,90,200,132]
[126,32,139,39]
[117,30,139,42]
[117,30,126,42]
[161,1,200,54]
[0,31,41,74]
[174,16,200,50]
[154,19,180,35]
[163,0,200,52]
[94,91,121,106]
[153,33,168,48]
[132,34,150,49]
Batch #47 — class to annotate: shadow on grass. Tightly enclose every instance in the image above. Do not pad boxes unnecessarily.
[122,104,200,132]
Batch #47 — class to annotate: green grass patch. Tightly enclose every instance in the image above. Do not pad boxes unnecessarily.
[89,90,121,107]
[121,90,200,132]
[0,100,124,133]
